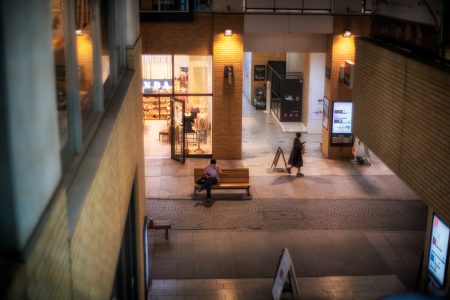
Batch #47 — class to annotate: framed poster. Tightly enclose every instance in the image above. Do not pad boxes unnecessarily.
[254,65,266,81]
[428,213,450,288]
[331,101,353,146]
[322,97,329,129]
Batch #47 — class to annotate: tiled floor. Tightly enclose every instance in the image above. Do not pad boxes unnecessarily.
[148,275,406,300]
[145,97,427,299]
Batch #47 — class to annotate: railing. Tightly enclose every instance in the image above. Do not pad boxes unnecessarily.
[144,216,151,299]
[140,0,212,12]
[140,0,372,14]
[267,65,303,122]
[245,0,372,14]
[267,65,302,100]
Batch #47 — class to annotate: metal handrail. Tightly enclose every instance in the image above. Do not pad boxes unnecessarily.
[244,0,372,15]
[144,216,151,299]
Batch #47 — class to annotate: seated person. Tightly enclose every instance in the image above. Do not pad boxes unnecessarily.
[198,158,222,201]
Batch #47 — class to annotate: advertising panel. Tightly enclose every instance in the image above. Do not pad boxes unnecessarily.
[428,214,450,287]
[331,101,353,145]
[332,101,352,134]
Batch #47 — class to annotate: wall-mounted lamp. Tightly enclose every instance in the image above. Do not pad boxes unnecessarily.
[75,29,83,36]
[224,65,234,84]
[343,30,352,38]
[224,29,233,36]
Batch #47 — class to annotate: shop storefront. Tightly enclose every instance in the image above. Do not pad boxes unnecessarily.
[142,55,213,160]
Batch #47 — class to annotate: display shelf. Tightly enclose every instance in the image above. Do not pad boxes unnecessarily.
[143,96,170,120]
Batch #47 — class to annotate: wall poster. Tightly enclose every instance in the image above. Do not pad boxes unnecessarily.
[254,65,266,81]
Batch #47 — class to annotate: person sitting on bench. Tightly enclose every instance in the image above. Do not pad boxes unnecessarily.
[197,158,222,202]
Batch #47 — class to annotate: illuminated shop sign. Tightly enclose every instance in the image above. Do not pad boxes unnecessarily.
[142,79,173,94]
[428,214,450,288]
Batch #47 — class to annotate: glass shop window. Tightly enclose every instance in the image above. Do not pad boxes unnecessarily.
[51,0,68,151]
[140,0,188,12]
[113,0,126,76]
[184,96,212,155]
[194,0,212,11]
[142,55,173,94]
[174,55,212,94]
[100,0,111,85]
[75,0,95,133]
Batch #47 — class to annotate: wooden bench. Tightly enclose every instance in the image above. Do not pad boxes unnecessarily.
[194,168,251,196]
[148,219,171,240]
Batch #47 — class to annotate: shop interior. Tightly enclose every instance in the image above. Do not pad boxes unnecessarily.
[142,55,212,158]
[142,52,326,159]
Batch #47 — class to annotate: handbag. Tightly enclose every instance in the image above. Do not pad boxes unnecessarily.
[301,143,305,155]
[196,176,207,185]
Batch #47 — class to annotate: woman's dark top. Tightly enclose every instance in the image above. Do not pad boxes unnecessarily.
[288,137,303,168]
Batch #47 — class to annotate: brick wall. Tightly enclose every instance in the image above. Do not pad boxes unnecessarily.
[71,53,145,298]
[354,39,450,218]
[250,52,285,103]
[141,15,213,55]
[354,38,450,289]
[322,16,371,158]
[142,15,244,159]
[5,42,145,300]
[6,191,72,300]
[212,14,244,159]
[128,38,146,300]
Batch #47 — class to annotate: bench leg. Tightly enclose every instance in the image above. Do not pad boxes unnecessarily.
[247,188,250,196]
[165,228,169,240]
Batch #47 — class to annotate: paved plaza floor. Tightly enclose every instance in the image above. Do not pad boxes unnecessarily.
[145,98,428,299]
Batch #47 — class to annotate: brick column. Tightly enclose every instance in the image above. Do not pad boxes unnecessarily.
[322,16,371,159]
[212,14,244,159]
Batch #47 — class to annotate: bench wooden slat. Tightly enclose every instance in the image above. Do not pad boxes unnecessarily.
[194,168,251,196]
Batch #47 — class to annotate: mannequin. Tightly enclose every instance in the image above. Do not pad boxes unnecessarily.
[194,112,209,153]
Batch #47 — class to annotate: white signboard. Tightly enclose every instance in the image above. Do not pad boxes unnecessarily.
[272,248,299,300]
[428,214,450,287]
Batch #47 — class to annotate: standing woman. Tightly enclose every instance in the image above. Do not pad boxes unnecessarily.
[287,132,304,177]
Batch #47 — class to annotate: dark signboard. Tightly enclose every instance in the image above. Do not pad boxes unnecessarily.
[254,65,266,81]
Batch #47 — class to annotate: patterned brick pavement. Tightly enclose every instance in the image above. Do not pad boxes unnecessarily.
[146,198,427,231]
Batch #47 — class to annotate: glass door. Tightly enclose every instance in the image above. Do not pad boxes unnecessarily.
[170,97,185,163]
